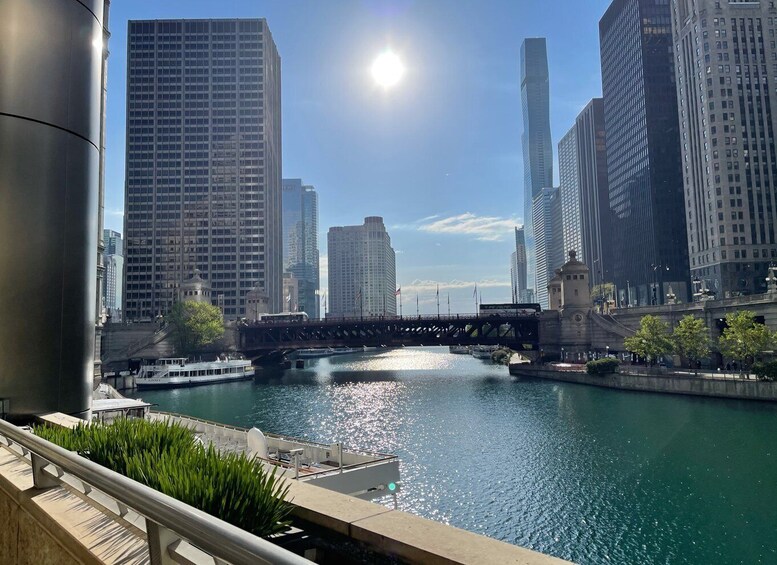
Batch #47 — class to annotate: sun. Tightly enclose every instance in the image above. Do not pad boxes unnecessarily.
[371,50,405,88]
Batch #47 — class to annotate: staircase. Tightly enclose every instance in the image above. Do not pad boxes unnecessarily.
[590,313,635,339]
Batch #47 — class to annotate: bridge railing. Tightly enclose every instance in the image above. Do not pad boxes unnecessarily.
[0,418,310,565]
[240,312,540,327]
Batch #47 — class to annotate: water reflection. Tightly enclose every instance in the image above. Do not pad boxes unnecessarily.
[139,347,777,565]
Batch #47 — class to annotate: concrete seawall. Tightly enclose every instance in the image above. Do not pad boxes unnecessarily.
[509,365,777,402]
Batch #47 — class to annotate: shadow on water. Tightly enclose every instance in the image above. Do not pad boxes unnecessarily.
[327,370,400,384]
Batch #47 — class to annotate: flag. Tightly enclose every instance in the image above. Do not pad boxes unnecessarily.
[473,284,478,298]
[395,288,401,296]
[286,294,291,304]
[436,284,439,297]
[354,289,361,305]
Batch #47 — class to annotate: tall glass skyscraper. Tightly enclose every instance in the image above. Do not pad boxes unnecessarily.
[102,229,124,322]
[124,19,282,320]
[510,227,529,303]
[282,179,319,318]
[558,127,582,260]
[600,0,689,306]
[576,98,611,289]
[520,38,554,301]
[532,187,564,309]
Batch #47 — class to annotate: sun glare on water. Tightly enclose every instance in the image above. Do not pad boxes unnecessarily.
[371,50,405,88]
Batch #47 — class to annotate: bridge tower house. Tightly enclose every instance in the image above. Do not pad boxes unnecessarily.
[556,251,592,362]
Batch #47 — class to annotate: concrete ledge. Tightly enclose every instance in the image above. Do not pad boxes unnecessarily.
[0,446,148,564]
[510,364,777,402]
[37,412,84,430]
[285,480,570,564]
[17,416,570,564]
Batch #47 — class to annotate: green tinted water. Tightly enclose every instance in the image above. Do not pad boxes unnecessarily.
[139,348,777,564]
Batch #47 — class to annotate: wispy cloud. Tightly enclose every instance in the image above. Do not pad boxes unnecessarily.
[401,279,510,294]
[418,213,522,242]
[106,208,124,217]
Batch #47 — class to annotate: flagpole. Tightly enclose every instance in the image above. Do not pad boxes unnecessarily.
[447,293,450,316]
[474,284,478,316]
[416,293,419,317]
[399,289,403,318]
[436,284,440,319]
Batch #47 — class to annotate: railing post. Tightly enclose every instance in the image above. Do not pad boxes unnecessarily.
[30,452,59,489]
[147,518,179,565]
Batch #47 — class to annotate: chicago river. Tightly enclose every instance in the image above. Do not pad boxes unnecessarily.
[140,347,777,564]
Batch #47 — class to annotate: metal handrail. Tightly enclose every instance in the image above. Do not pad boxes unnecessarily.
[151,411,399,459]
[0,419,310,565]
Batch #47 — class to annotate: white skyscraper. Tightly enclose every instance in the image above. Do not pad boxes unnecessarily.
[558,127,582,259]
[533,187,564,309]
[328,217,396,318]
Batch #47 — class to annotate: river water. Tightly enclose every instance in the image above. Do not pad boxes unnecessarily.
[139,347,777,564]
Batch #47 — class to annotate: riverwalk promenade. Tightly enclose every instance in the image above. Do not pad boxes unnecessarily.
[509,358,777,402]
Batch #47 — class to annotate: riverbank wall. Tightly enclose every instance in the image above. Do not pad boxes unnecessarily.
[509,364,777,402]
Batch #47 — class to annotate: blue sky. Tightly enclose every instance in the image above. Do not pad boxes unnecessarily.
[104,0,612,314]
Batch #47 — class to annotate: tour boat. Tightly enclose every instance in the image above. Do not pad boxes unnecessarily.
[296,347,366,359]
[296,348,335,358]
[449,345,471,354]
[136,357,254,389]
[471,345,500,359]
[329,347,361,356]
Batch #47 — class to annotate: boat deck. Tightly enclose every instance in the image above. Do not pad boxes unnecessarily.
[148,411,401,501]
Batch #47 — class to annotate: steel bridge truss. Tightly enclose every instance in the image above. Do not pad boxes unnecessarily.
[239,315,540,355]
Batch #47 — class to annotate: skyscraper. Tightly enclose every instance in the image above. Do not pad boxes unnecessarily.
[532,187,564,309]
[103,229,123,322]
[600,0,690,306]
[328,217,396,319]
[673,0,777,297]
[510,227,529,303]
[576,98,611,289]
[282,179,319,318]
[558,127,582,259]
[124,19,282,321]
[520,38,554,300]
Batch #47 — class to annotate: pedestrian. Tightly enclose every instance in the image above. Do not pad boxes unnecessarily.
[726,362,731,371]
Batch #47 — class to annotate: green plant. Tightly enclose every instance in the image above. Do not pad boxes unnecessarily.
[718,311,777,374]
[672,315,710,371]
[33,418,291,537]
[168,301,225,355]
[624,315,673,365]
[751,361,777,382]
[586,358,620,375]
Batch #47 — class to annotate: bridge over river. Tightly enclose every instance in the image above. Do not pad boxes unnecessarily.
[238,314,540,358]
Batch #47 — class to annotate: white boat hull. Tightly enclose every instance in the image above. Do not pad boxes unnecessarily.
[137,371,255,389]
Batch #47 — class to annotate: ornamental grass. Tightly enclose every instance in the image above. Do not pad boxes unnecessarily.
[33,418,292,537]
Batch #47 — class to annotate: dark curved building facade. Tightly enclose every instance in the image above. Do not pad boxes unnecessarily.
[0,0,108,418]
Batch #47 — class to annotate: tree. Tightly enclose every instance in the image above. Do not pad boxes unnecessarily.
[672,315,710,372]
[718,311,776,375]
[168,301,225,356]
[624,315,673,365]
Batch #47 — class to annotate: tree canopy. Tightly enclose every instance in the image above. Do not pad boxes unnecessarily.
[168,301,225,356]
[718,311,776,371]
[672,315,710,369]
[624,315,673,365]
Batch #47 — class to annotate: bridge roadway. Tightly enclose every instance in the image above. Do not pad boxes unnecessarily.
[238,314,540,357]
